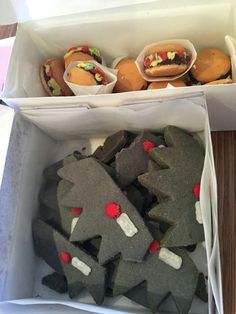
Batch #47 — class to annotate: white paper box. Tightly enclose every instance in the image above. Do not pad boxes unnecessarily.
[0,93,222,314]
[1,0,236,130]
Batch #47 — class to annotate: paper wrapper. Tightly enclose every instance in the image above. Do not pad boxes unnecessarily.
[135,39,197,82]
[63,61,117,95]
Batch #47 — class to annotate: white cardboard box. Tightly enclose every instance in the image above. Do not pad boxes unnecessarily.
[1,0,236,130]
[0,93,222,313]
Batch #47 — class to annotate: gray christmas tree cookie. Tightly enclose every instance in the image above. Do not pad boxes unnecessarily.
[123,223,207,310]
[138,126,205,247]
[33,220,106,304]
[112,244,199,313]
[124,272,207,311]
[123,184,146,215]
[115,131,165,188]
[43,151,85,181]
[42,272,68,294]
[93,130,136,164]
[40,151,89,237]
[57,157,153,265]
[123,182,156,217]
[39,174,78,238]
[39,180,60,223]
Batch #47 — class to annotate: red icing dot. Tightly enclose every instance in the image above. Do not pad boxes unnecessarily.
[59,251,72,264]
[144,57,151,68]
[105,202,121,219]
[148,240,161,253]
[143,140,156,152]
[90,68,97,74]
[159,51,168,60]
[178,50,185,58]
[70,207,83,215]
[193,183,200,198]
[81,46,89,53]
[47,70,53,77]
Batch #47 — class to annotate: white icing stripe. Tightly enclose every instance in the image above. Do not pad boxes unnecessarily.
[158,248,182,270]
[71,217,79,234]
[116,213,138,237]
[71,257,91,276]
[195,201,203,224]
[158,144,165,148]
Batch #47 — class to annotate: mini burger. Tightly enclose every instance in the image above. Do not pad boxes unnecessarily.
[66,62,108,86]
[40,58,74,96]
[143,44,192,77]
[114,58,147,93]
[64,46,102,68]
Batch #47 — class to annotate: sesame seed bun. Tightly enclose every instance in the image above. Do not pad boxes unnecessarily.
[40,58,73,96]
[205,78,233,85]
[147,79,186,90]
[145,64,188,77]
[190,48,231,83]
[114,58,147,92]
[65,52,94,69]
[66,67,97,86]
[145,44,186,57]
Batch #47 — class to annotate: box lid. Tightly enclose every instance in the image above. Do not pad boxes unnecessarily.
[0,0,158,24]
[2,0,231,24]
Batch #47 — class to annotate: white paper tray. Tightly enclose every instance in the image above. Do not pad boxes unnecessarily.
[0,93,223,313]
[2,0,236,130]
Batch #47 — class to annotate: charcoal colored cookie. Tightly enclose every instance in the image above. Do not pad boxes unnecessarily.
[42,272,68,293]
[40,179,76,238]
[139,126,205,247]
[123,182,157,218]
[115,132,165,188]
[98,162,117,182]
[133,180,157,214]
[186,244,197,252]
[40,152,86,237]
[57,179,82,237]
[57,158,153,265]
[43,151,84,181]
[124,282,148,308]
[123,184,146,214]
[148,159,162,172]
[112,246,199,313]
[33,220,106,304]
[39,179,60,223]
[158,221,171,234]
[124,224,207,309]
[195,272,208,302]
[93,131,135,164]
[124,272,208,311]
[82,237,102,259]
